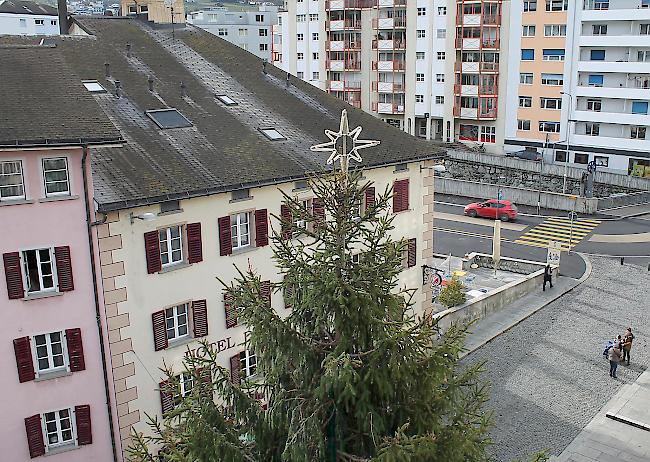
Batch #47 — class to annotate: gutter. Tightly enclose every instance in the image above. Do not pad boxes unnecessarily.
[81,145,119,462]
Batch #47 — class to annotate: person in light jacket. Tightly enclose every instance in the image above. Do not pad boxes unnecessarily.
[608,343,622,379]
[622,327,634,366]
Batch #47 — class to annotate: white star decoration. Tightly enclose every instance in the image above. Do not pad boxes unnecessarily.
[310,109,380,173]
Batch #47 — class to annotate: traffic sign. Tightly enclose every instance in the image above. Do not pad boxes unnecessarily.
[547,240,562,267]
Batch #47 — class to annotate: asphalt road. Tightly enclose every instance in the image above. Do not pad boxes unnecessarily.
[431,201,650,279]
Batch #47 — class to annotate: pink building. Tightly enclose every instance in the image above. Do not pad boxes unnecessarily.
[0,46,123,461]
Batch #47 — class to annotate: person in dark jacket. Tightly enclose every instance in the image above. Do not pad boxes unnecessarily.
[622,327,634,366]
[543,265,553,291]
[608,343,622,378]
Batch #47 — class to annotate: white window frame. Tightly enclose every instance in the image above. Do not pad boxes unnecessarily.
[159,225,184,267]
[312,32,318,40]
[297,33,303,41]
[231,211,251,249]
[309,13,318,21]
[240,350,257,378]
[631,126,647,139]
[592,24,607,36]
[540,97,562,110]
[522,25,536,37]
[21,247,57,294]
[416,73,425,82]
[416,30,426,38]
[42,408,76,451]
[417,7,426,15]
[437,6,446,14]
[415,94,424,103]
[518,119,531,131]
[293,199,311,235]
[435,96,445,104]
[544,24,566,36]
[587,99,602,111]
[35,19,44,25]
[437,52,445,60]
[520,73,533,85]
[165,303,190,341]
[539,121,561,133]
[32,331,69,376]
[541,74,563,86]
[42,157,70,197]
[481,126,496,143]
[641,24,650,35]
[436,74,444,82]
[585,123,600,136]
[519,96,532,108]
[179,372,194,398]
[416,51,425,60]
[0,159,25,201]
[217,28,227,36]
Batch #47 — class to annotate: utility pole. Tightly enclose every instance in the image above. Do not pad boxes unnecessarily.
[538,133,549,215]
[561,91,573,194]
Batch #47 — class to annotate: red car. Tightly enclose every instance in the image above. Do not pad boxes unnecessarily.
[464,199,518,222]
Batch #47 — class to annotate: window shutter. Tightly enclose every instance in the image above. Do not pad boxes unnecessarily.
[75,405,92,445]
[364,186,375,210]
[151,310,168,351]
[407,238,417,268]
[24,414,45,458]
[393,179,409,213]
[13,337,35,383]
[255,209,269,247]
[284,284,293,310]
[312,198,325,225]
[280,204,292,239]
[230,353,241,385]
[224,292,237,328]
[218,216,232,256]
[186,223,203,264]
[54,246,74,292]
[192,299,208,338]
[159,380,175,414]
[3,252,24,299]
[260,280,271,307]
[144,231,162,274]
[65,328,86,372]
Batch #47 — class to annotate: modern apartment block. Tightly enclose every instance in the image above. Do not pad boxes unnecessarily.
[186,5,278,60]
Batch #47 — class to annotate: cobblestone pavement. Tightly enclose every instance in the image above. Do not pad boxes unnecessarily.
[462,257,650,461]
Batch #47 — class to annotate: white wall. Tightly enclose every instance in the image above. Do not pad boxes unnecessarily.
[0,12,59,35]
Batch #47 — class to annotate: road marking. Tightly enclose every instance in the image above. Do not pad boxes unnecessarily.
[432,211,528,231]
[514,218,601,249]
[589,232,650,243]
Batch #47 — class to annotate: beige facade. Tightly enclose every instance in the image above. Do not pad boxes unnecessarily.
[120,0,185,24]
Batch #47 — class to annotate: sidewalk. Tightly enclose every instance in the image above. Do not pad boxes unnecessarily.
[551,369,650,462]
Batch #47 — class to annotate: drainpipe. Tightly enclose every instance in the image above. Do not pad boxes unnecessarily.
[81,145,119,462]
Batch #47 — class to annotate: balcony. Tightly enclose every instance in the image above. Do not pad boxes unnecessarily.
[372,17,407,29]
[326,40,361,51]
[372,60,406,71]
[325,0,374,10]
[373,81,405,92]
[326,19,362,31]
[454,38,500,50]
[377,0,406,7]
[372,39,406,50]
[575,84,650,100]
[326,59,362,71]
[482,14,501,25]
[328,80,362,91]
[577,60,650,74]
[455,61,500,73]
[582,3,650,21]
[374,102,405,114]
[580,34,650,48]
[453,106,498,120]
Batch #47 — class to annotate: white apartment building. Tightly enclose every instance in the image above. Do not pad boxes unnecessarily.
[187,5,278,60]
[0,0,59,35]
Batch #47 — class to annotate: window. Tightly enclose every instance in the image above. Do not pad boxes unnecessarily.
[555,150,567,162]
[50,19,57,25]
[643,0,650,8]
[436,74,444,82]
[259,44,268,51]
[146,109,193,129]
[638,51,650,62]
[544,24,566,36]
[296,14,305,22]
[297,52,304,60]
[594,156,609,167]
[128,5,137,13]
[293,199,311,233]
[519,96,532,108]
[574,153,589,164]
[587,99,602,111]
[82,80,106,93]
[438,6,446,14]
[312,52,319,60]
[541,73,563,85]
[165,303,189,341]
[43,409,74,448]
[590,50,605,61]
[231,189,250,201]
[416,51,425,60]
[437,29,446,38]
[632,101,648,115]
[218,28,227,36]
[216,94,238,106]
[435,96,445,104]
[543,49,565,61]
[297,72,304,78]
[520,73,533,85]
[481,126,496,143]
[231,212,251,249]
[22,248,55,293]
[416,73,425,82]
[459,124,479,141]
[34,331,68,374]
[585,123,600,136]
[521,49,534,60]
[415,95,424,103]
[417,30,426,38]
[19,18,26,27]
[259,28,268,37]
[588,74,604,87]
[42,157,70,197]
[240,350,257,378]
[518,119,531,131]
[309,13,318,21]
[0,160,25,201]
[539,121,561,132]
[641,24,650,35]
[312,71,319,80]
[437,52,445,60]
[522,25,536,37]
[159,226,183,266]
[540,97,562,109]
[297,33,303,41]
[312,32,318,40]
[592,24,607,35]
[546,0,568,11]
[239,28,247,36]
[255,14,264,22]
[35,19,44,25]
[523,0,537,11]
[417,7,426,15]
[631,126,647,139]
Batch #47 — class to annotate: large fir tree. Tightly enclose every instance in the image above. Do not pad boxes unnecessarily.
[129,165,496,462]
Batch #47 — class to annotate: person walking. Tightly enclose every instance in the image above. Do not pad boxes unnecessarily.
[543,265,553,291]
[608,342,622,378]
[622,327,634,366]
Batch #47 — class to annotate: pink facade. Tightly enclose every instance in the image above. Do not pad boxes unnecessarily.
[0,147,115,461]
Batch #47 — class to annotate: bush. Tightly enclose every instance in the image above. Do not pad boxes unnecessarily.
[438,278,466,308]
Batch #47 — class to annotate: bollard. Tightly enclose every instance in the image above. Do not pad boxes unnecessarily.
[620,257,624,265]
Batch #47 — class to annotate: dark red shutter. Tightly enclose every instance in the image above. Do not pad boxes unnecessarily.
[66,328,86,372]
[407,238,417,268]
[152,310,168,351]
[75,405,92,445]
[224,292,237,328]
[260,280,271,307]
[255,209,269,247]
[3,252,24,299]
[144,231,162,274]
[230,353,241,385]
[186,223,203,264]
[218,216,232,256]
[280,204,292,239]
[393,179,409,213]
[365,186,375,211]
[192,299,208,338]
[13,337,35,383]
[54,246,74,292]
[312,198,325,225]
[159,380,175,414]
[24,414,45,458]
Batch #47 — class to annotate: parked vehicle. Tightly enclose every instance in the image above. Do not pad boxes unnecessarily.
[505,149,542,161]
[463,199,518,222]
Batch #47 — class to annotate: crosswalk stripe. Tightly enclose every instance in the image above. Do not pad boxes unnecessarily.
[546,217,601,224]
[545,218,601,228]
[523,232,581,243]
[514,217,601,250]
[514,239,572,250]
[515,234,572,245]
[531,225,590,236]
[536,222,596,232]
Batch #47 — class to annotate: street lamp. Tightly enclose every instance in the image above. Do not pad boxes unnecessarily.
[129,212,157,224]
[560,91,573,194]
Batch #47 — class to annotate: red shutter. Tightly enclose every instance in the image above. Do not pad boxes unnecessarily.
[218,216,232,256]
[312,198,325,225]
[280,204,292,239]
[13,337,35,383]
[192,299,208,338]
[75,405,92,445]
[152,310,168,351]
[186,223,203,264]
[365,186,375,211]
[260,280,271,307]
[255,209,269,247]
[230,353,241,385]
[393,179,409,213]
[159,380,175,414]
[407,238,417,268]
[54,246,74,292]
[66,328,86,372]
[224,292,237,328]
[144,231,162,274]
[24,414,45,458]
[3,252,24,299]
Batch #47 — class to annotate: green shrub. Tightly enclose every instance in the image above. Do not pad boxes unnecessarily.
[438,278,466,308]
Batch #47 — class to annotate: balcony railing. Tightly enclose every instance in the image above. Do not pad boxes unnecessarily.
[482,14,500,25]
[372,17,407,28]
[326,19,363,30]
[373,81,406,92]
[453,106,498,119]
[326,59,362,70]
[372,39,407,50]
[454,61,500,72]
[325,0,375,10]
[328,80,362,91]
[326,40,361,50]
[372,60,406,71]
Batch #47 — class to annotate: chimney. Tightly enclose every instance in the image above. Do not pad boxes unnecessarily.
[126,43,132,58]
[57,0,68,35]
[180,81,187,98]
[148,77,154,92]
[262,60,267,74]
[105,62,110,78]
[115,80,122,98]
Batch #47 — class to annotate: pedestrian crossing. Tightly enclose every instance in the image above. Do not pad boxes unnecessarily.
[514,217,601,251]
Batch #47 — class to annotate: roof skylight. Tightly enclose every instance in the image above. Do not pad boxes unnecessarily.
[146,109,193,129]
[259,128,285,141]
[82,80,107,93]
[216,94,238,106]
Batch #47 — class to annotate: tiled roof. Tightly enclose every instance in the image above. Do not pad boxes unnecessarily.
[49,18,446,212]
[0,44,123,147]
[0,0,57,16]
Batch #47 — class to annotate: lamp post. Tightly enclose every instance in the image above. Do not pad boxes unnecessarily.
[560,91,573,194]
